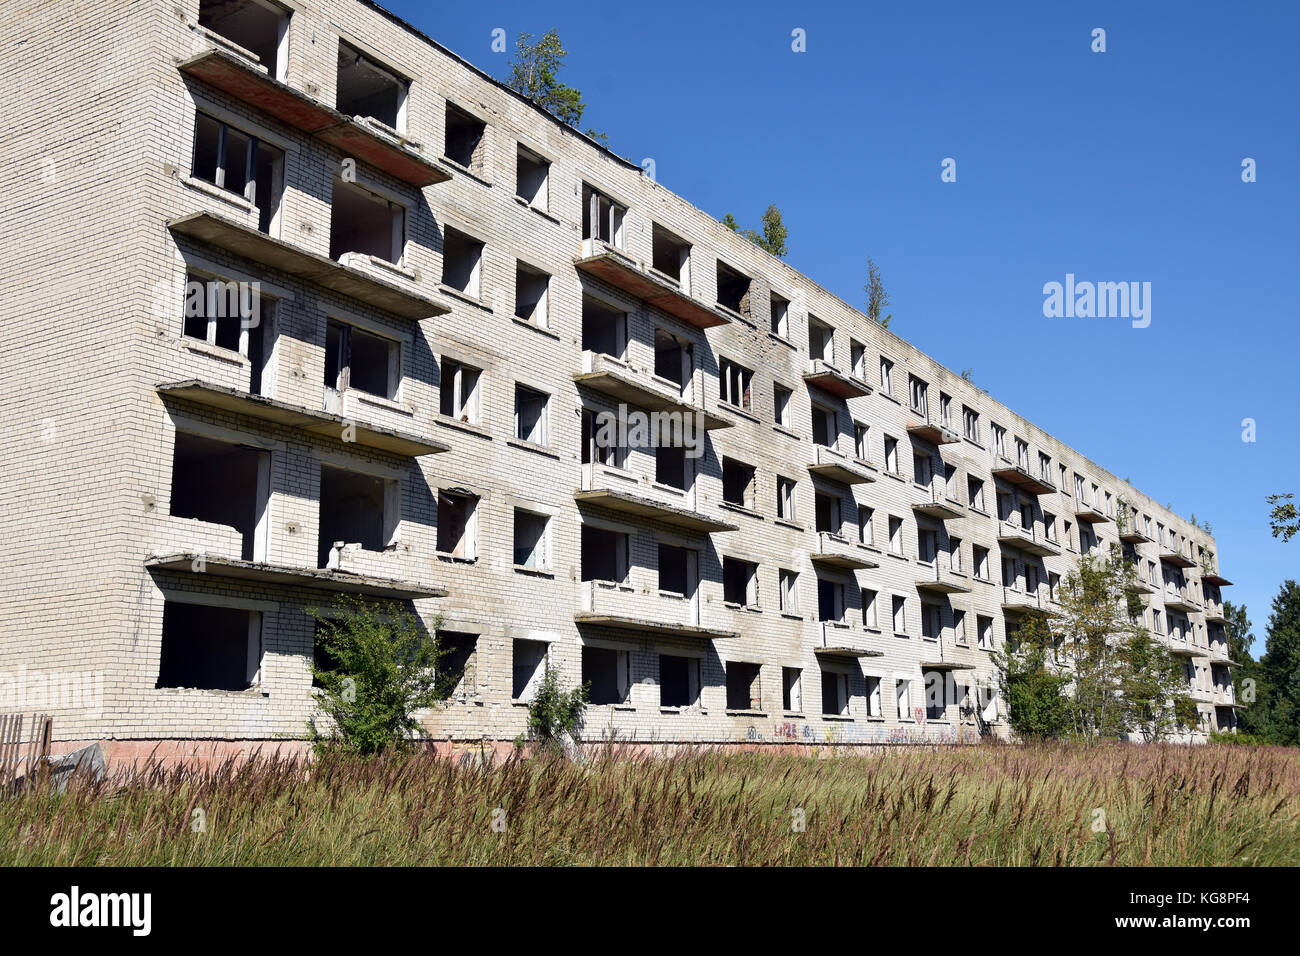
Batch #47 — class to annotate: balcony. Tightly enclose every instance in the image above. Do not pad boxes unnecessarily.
[814,622,885,659]
[573,352,732,430]
[177,47,452,188]
[576,464,736,534]
[996,518,1062,557]
[917,563,972,595]
[802,359,872,400]
[575,580,738,640]
[1073,499,1112,524]
[1001,586,1044,615]
[1163,590,1201,614]
[1205,600,1228,624]
[905,408,960,445]
[574,241,730,329]
[168,212,448,319]
[1158,544,1196,569]
[991,459,1055,496]
[1119,524,1154,545]
[157,381,449,457]
[1166,643,1203,659]
[807,444,876,485]
[145,553,444,600]
[912,481,963,520]
[810,532,879,570]
[1202,569,1233,587]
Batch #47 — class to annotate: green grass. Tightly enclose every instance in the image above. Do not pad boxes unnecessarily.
[4,741,1299,865]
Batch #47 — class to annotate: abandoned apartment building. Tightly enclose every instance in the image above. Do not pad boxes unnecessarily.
[0,0,1238,761]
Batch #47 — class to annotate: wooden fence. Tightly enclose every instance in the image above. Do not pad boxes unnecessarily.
[1,713,52,791]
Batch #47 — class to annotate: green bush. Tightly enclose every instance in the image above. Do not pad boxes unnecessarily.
[522,664,589,753]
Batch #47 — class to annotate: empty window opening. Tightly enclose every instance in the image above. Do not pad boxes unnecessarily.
[324,319,397,399]
[865,675,882,716]
[851,341,867,379]
[192,112,284,232]
[815,492,840,535]
[862,588,879,628]
[516,146,549,210]
[157,601,261,691]
[435,632,477,699]
[719,358,753,410]
[439,357,481,423]
[443,101,486,171]
[656,443,688,490]
[726,661,762,711]
[514,261,550,327]
[582,183,626,249]
[581,408,627,468]
[512,639,548,701]
[909,375,928,416]
[715,260,752,317]
[777,476,796,521]
[514,384,548,445]
[811,404,836,447]
[658,544,696,596]
[513,509,549,569]
[889,515,904,555]
[654,328,690,389]
[582,296,627,359]
[808,315,834,364]
[922,603,942,640]
[783,667,803,712]
[913,453,932,487]
[583,646,631,706]
[818,578,844,622]
[722,457,756,509]
[651,223,691,288]
[779,568,799,614]
[181,270,268,356]
[723,557,758,607]
[770,292,790,338]
[581,525,629,583]
[774,384,793,428]
[198,0,290,79]
[436,489,478,560]
[170,432,265,561]
[821,666,850,716]
[318,465,391,567]
[660,654,700,708]
[892,595,908,634]
[440,226,483,297]
[330,179,404,264]
[336,40,407,130]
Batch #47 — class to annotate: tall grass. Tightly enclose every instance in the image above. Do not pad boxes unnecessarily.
[3,742,1298,865]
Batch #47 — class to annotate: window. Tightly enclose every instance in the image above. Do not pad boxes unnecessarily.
[949,537,963,572]
[918,528,938,563]
[324,319,397,399]
[157,601,262,691]
[658,544,695,596]
[776,476,797,521]
[908,375,928,416]
[954,609,968,645]
[436,632,478,700]
[719,358,753,410]
[336,41,407,130]
[441,226,483,297]
[963,406,980,442]
[991,423,1007,458]
[513,509,549,570]
[808,315,834,363]
[723,557,758,607]
[851,340,867,380]
[652,223,692,290]
[889,515,904,555]
[939,393,952,427]
[920,604,942,642]
[443,101,486,173]
[821,666,850,717]
[514,384,549,445]
[858,507,875,546]
[892,595,907,635]
[318,464,394,567]
[974,545,990,581]
[977,615,993,649]
[773,383,793,428]
[884,436,899,474]
[1044,512,1057,542]
[967,477,986,512]
[582,182,626,249]
[818,578,844,623]
[925,675,946,721]
[660,654,700,708]
[1038,452,1052,482]
[896,679,913,721]
[726,661,762,711]
[199,0,290,79]
[582,409,627,469]
[170,432,267,562]
[581,525,629,583]
[514,261,550,328]
[191,112,284,233]
[779,569,799,614]
[715,260,753,318]
[1015,438,1029,469]
[516,145,549,211]
[512,639,548,701]
[439,357,481,423]
[783,667,803,712]
[815,492,841,535]
[1002,555,1018,589]
[722,457,756,509]
[854,423,870,459]
[581,295,627,359]
[862,588,879,628]
[436,489,478,559]
[181,271,271,359]
[879,356,894,394]
[770,292,790,338]
[865,676,882,717]
[656,442,688,491]
[583,646,631,706]
[811,404,836,447]
[913,453,932,487]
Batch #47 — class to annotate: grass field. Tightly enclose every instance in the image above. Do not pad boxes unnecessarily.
[4,742,1298,866]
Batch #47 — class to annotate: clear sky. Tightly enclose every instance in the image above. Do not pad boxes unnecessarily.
[380,0,1298,655]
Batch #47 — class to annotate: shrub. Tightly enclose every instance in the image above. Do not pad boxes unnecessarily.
[522,664,588,753]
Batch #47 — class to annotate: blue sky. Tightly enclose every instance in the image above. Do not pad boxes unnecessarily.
[382,0,1298,654]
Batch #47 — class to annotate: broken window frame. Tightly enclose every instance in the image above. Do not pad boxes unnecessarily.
[439,357,482,424]
[156,598,264,692]
[324,318,399,401]
[436,489,479,560]
[582,182,626,250]
[719,358,753,411]
[513,383,549,446]
[783,667,803,713]
[440,226,484,298]
[511,638,549,702]
[198,0,292,81]
[443,100,487,173]
[583,645,633,706]
[512,508,550,571]
[336,39,409,133]
[514,260,551,328]
[191,111,284,233]
[516,145,550,212]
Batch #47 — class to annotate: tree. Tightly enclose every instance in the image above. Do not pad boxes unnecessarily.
[960,368,976,385]
[1119,628,1199,742]
[864,257,892,329]
[506,31,609,145]
[308,596,448,756]
[524,664,589,754]
[1268,494,1298,542]
[1253,580,1300,745]
[992,612,1071,739]
[1224,601,1270,739]
[721,205,788,257]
